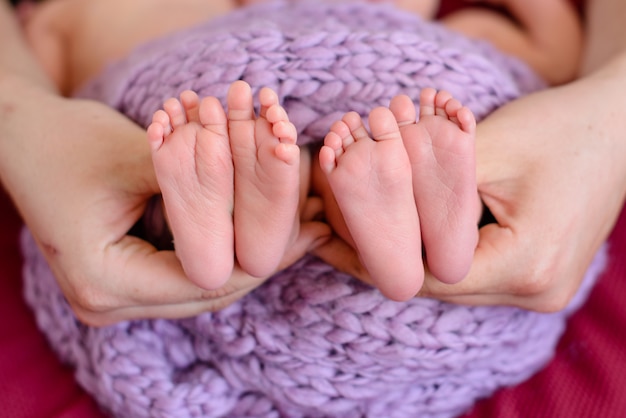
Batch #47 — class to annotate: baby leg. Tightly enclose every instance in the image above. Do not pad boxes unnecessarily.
[319,109,423,302]
[228,81,301,278]
[390,88,479,284]
[147,90,235,290]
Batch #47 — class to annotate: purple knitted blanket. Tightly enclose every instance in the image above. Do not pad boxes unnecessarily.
[22,2,607,417]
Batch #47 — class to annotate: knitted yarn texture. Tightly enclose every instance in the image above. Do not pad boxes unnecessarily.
[22,2,607,417]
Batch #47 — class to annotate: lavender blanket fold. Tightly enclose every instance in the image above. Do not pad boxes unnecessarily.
[22,2,606,417]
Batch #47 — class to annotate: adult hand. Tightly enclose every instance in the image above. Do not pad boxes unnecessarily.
[425,66,626,311]
[1,0,331,326]
[313,58,626,312]
[1,81,329,326]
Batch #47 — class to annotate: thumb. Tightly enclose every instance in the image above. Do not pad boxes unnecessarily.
[280,221,331,269]
[309,234,373,285]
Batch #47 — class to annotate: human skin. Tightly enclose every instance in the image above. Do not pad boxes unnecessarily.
[442,0,582,85]
[20,0,582,96]
[312,0,626,312]
[315,88,479,301]
[0,0,329,326]
[148,83,303,288]
[2,0,624,322]
[18,0,237,95]
[22,0,580,288]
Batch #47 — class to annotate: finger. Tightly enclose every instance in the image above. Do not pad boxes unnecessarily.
[310,234,373,286]
[80,221,331,325]
[418,222,520,300]
[418,216,573,312]
[280,221,332,269]
[80,282,258,326]
[102,237,260,306]
[71,237,266,325]
[301,196,325,222]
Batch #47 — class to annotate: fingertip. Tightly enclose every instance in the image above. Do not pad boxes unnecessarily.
[300,221,333,251]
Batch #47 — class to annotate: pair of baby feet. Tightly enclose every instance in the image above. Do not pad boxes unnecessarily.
[147,81,301,289]
[148,81,479,301]
[319,89,479,301]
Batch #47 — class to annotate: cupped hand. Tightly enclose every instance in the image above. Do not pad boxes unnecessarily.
[313,69,626,312]
[3,89,328,326]
[423,74,626,311]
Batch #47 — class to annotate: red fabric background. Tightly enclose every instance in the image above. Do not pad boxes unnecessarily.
[0,188,106,418]
[1,1,618,417]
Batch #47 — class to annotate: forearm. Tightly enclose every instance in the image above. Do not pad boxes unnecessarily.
[0,0,60,202]
[0,1,157,220]
[0,1,54,90]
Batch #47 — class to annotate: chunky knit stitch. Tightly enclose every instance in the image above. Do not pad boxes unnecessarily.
[22,2,606,417]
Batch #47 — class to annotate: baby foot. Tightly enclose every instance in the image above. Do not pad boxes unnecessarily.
[228,81,301,278]
[147,90,235,290]
[390,88,480,284]
[319,109,424,302]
